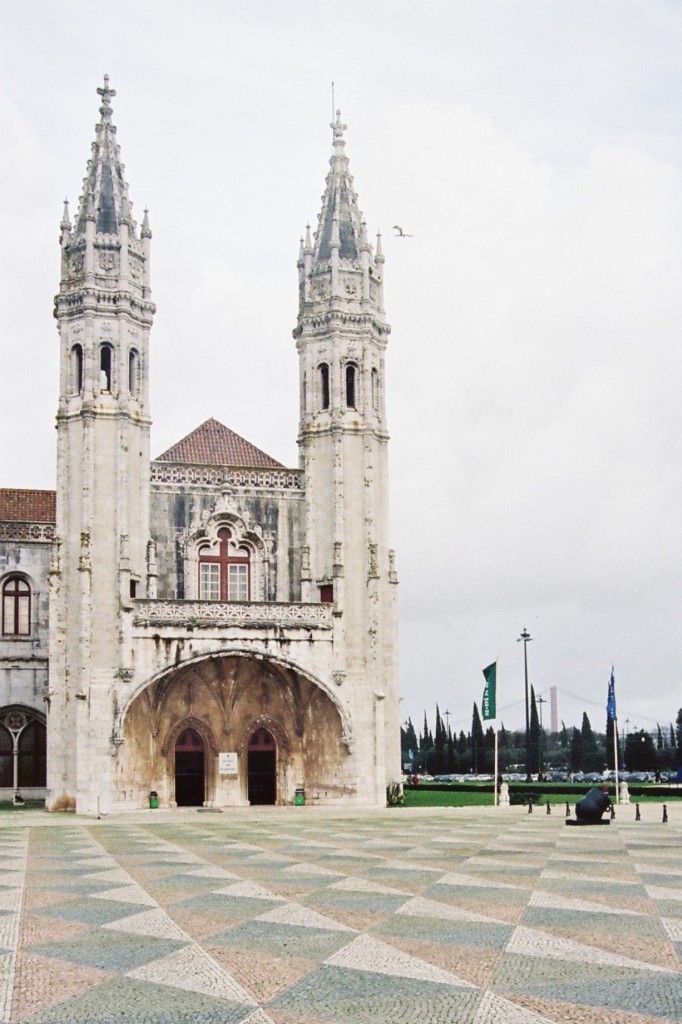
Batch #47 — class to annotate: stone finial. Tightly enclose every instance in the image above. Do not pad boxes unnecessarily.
[331,109,347,140]
[97,75,116,121]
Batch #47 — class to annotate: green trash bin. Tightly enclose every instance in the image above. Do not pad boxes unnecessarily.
[149,790,159,809]
[294,787,305,806]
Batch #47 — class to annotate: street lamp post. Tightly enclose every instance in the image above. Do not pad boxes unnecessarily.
[518,629,533,782]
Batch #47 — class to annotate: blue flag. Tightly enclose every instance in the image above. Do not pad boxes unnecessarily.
[606,668,617,722]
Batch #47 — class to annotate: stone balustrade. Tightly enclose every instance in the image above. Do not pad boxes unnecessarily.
[132,599,333,631]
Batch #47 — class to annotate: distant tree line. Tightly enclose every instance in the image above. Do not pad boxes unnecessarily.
[401,701,682,777]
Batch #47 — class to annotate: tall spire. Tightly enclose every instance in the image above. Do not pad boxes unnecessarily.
[313,110,363,266]
[74,75,135,238]
[299,112,385,318]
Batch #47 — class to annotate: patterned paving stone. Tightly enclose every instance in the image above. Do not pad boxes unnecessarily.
[207,946,317,1003]
[16,976,256,1023]
[209,919,352,961]
[2,807,680,1022]
[267,965,482,1022]
[29,929,188,974]
[9,951,110,1022]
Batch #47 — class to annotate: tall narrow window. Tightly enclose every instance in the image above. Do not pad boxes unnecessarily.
[371,368,379,412]
[18,720,46,788]
[128,348,139,396]
[320,363,330,410]
[198,527,251,601]
[2,577,31,636]
[345,363,357,408]
[0,726,11,788]
[100,343,113,391]
[71,344,83,395]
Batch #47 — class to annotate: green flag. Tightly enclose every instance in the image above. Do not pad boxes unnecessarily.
[482,662,497,720]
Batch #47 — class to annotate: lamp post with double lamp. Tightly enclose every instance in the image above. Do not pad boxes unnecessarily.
[517,629,533,782]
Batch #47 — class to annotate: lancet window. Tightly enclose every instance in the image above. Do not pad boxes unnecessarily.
[100,343,113,391]
[2,576,31,637]
[320,363,330,410]
[345,362,357,408]
[71,344,83,395]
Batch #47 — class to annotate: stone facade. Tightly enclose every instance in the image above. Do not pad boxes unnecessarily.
[0,79,400,813]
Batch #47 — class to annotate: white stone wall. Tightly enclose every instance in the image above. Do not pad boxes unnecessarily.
[0,539,51,714]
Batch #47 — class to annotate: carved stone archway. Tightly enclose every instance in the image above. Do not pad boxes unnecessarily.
[118,653,355,809]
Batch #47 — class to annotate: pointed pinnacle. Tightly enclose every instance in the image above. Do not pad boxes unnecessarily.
[61,198,71,229]
[141,207,151,238]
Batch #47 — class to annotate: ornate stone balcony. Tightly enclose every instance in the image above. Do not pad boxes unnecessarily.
[132,599,333,631]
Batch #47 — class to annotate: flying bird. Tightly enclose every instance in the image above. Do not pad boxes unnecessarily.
[392,224,413,237]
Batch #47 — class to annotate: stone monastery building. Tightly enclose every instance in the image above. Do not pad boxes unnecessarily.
[0,79,400,813]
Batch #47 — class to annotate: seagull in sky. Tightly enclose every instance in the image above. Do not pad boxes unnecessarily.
[392,224,413,237]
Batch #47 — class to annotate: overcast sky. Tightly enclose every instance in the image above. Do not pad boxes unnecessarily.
[1,1,681,742]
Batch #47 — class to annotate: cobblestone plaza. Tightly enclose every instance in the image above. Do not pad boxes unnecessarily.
[1,804,680,1023]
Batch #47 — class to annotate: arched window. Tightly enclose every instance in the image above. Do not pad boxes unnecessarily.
[100,343,113,391]
[18,720,46,788]
[345,363,357,408]
[320,363,330,410]
[2,577,31,636]
[371,368,379,412]
[0,726,11,788]
[0,712,46,791]
[128,348,139,396]
[71,344,83,395]
[198,527,251,601]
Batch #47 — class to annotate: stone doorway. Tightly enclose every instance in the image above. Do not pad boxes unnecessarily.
[247,727,276,805]
[175,727,205,806]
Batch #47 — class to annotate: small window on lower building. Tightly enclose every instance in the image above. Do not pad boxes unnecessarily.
[2,577,31,636]
[319,584,334,603]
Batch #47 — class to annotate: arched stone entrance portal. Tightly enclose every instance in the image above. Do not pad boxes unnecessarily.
[120,653,354,809]
[174,727,205,806]
[247,727,276,805]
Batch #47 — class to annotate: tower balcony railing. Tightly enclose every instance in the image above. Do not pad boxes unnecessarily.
[132,599,333,632]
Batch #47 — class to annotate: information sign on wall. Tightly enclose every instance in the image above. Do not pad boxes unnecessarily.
[218,752,238,775]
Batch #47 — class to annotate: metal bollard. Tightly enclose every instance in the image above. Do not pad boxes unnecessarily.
[546,801,551,814]
[635,803,641,821]
[610,804,615,820]
[662,804,668,823]
[528,798,533,814]
[565,801,570,817]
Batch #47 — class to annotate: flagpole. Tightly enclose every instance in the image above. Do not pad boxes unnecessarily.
[494,726,498,807]
[607,667,619,804]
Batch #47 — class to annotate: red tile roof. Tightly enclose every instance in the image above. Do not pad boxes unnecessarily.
[155,418,284,469]
[0,489,56,523]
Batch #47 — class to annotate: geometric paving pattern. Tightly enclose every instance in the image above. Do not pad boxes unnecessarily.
[0,804,680,1022]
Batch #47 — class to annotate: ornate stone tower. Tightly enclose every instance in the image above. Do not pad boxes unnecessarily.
[295,112,400,802]
[48,78,155,812]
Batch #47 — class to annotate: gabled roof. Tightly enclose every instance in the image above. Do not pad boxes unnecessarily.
[0,489,56,523]
[155,418,284,469]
